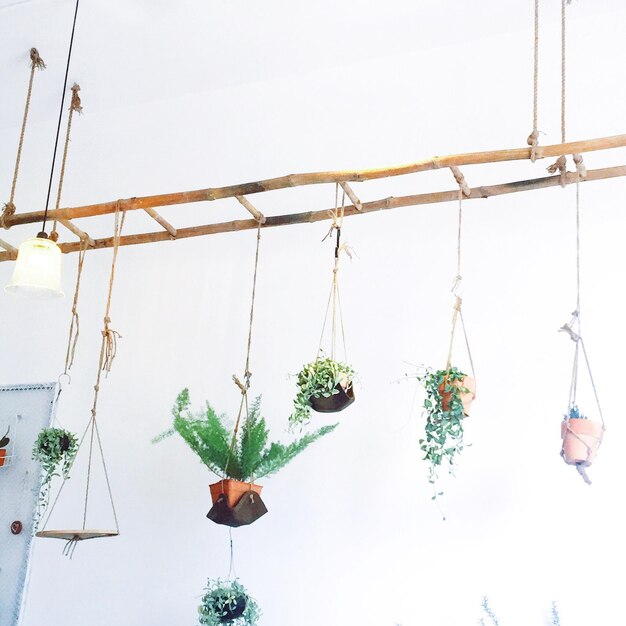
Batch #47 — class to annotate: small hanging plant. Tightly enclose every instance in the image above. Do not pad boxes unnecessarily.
[198,579,260,626]
[32,427,79,523]
[561,405,603,470]
[0,426,10,468]
[290,356,355,429]
[417,366,476,498]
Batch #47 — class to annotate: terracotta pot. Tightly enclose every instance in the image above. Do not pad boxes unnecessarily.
[310,381,355,413]
[0,449,6,467]
[439,376,476,415]
[561,419,603,466]
[209,479,263,509]
[218,596,247,622]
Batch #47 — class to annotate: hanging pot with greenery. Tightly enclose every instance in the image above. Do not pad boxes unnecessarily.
[0,427,10,467]
[561,405,603,469]
[198,579,260,626]
[154,388,337,527]
[32,427,78,524]
[290,189,356,430]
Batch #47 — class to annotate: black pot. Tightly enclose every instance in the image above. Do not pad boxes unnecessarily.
[60,434,71,452]
[218,596,247,622]
[310,383,355,413]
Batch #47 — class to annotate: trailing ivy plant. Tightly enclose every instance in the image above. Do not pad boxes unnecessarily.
[154,389,337,482]
[290,356,354,429]
[32,427,79,526]
[416,366,470,500]
[198,579,260,626]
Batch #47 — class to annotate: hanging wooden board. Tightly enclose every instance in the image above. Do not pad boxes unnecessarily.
[36,529,119,541]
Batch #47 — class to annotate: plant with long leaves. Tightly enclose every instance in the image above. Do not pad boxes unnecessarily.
[290,356,354,429]
[32,427,78,526]
[417,366,470,499]
[155,389,337,482]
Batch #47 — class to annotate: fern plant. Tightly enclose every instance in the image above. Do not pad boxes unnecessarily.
[198,579,260,626]
[155,389,337,482]
[416,366,470,499]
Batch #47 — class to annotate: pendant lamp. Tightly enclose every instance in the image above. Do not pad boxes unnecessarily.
[5,0,82,299]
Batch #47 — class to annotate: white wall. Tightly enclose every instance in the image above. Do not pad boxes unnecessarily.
[1,1,626,624]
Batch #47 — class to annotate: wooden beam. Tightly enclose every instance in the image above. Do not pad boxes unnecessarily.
[339,182,363,211]
[3,133,626,228]
[143,207,177,238]
[58,219,95,247]
[1,164,623,263]
[235,196,266,223]
[0,239,17,253]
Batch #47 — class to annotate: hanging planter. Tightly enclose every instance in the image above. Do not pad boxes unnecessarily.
[417,367,475,495]
[198,579,260,626]
[154,389,337,528]
[32,427,78,523]
[290,357,355,428]
[561,406,603,466]
[0,427,10,467]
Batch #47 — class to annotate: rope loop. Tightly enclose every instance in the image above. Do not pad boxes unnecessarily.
[573,153,587,179]
[547,155,568,187]
[29,48,46,70]
[1,202,16,230]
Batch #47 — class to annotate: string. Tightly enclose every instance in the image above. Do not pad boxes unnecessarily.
[62,238,87,375]
[527,0,540,162]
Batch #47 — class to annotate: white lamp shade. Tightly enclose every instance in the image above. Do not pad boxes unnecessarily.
[5,236,64,299]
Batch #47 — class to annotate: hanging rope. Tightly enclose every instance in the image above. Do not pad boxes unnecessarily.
[1,48,46,230]
[527,0,540,162]
[224,218,263,479]
[318,184,351,362]
[559,171,605,484]
[51,84,83,241]
[445,171,476,379]
[62,237,88,375]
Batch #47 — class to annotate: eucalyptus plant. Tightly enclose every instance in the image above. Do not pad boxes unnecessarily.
[290,356,354,429]
[198,579,260,626]
[416,366,470,498]
[32,427,79,525]
[155,389,336,482]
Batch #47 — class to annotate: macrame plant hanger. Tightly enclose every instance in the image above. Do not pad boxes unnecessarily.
[207,216,269,528]
[0,49,46,230]
[37,207,125,556]
[318,184,350,366]
[445,168,476,386]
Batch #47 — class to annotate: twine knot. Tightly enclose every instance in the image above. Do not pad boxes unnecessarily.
[450,166,471,198]
[70,84,83,114]
[49,230,59,242]
[547,155,568,188]
[527,129,540,162]
[29,48,46,70]
[232,374,248,395]
[1,202,16,230]
[573,153,587,179]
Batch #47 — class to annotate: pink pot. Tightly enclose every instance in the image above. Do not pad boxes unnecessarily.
[439,376,476,416]
[561,419,603,466]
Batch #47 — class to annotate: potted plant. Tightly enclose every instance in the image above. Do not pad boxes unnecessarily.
[0,427,10,467]
[198,579,260,626]
[561,405,603,466]
[32,427,79,523]
[155,389,337,523]
[290,356,355,429]
[417,366,476,499]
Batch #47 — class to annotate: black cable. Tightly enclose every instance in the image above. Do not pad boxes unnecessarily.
[40,0,81,235]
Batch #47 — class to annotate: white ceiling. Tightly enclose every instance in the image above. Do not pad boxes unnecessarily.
[1,0,624,131]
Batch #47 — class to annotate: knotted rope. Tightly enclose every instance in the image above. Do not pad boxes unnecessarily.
[318,184,351,363]
[1,48,46,229]
[51,84,83,240]
[445,174,476,379]
[62,237,88,375]
[527,0,540,162]
[224,218,263,479]
[559,171,605,484]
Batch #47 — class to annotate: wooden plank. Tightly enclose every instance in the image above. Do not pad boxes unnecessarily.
[339,182,363,211]
[0,239,17,253]
[3,133,626,228]
[235,196,266,223]
[143,207,177,238]
[1,164,623,263]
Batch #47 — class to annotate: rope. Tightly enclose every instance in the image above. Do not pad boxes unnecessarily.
[51,84,82,239]
[62,237,87,375]
[224,219,263,478]
[318,184,349,362]
[445,184,476,378]
[1,48,46,229]
[527,0,540,161]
